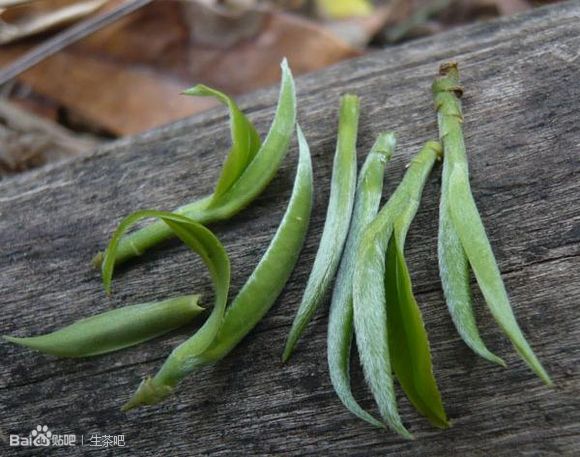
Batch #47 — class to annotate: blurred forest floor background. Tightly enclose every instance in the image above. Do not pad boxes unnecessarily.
[0,0,562,175]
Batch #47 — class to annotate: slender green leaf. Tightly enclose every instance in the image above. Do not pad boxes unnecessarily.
[283,94,359,362]
[190,124,313,365]
[448,168,552,385]
[327,132,395,429]
[378,140,448,428]
[4,295,203,358]
[204,59,296,215]
[354,222,408,436]
[386,236,448,428]
[439,159,505,366]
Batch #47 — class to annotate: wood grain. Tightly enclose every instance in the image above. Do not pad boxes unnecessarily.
[1,2,579,455]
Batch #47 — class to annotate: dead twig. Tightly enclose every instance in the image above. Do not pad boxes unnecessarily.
[0,0,152,87]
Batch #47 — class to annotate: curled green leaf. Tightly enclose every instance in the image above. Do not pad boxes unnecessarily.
[100,209,230,410]
[182,84,261,201]
[123,125,313,410]
[94,59,296,268]
[353,141,444,438]
[4,295,203,358]
[327,132,395,429]
[283,94,359,362]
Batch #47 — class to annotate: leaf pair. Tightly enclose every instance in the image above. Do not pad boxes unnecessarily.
[327,132,395,429]
[5,210,232,363]
[94,59,297,268]
[353,141,448,437]
[104,210,231,349]
[101,209,231,410]
[433,62,551,385]
[174,126,313,368]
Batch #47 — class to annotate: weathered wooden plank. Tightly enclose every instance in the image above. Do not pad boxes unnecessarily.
[1,2,579,455]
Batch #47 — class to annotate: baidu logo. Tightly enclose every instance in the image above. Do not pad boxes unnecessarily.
[9,425,76,447]
[31,425,52,446]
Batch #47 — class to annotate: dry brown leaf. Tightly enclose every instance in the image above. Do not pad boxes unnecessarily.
[1,0,360,134]
[406,0,512,32]
[0,99,102,174]
[180,8,362,94]
[1,47,217,135]
[9,92,60,123]
[185,2,265,48]
[493,0,531,15]
[384,0,449,43]
[0,0,110,44]
[0,0,35,7]
[75,1,361,94]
